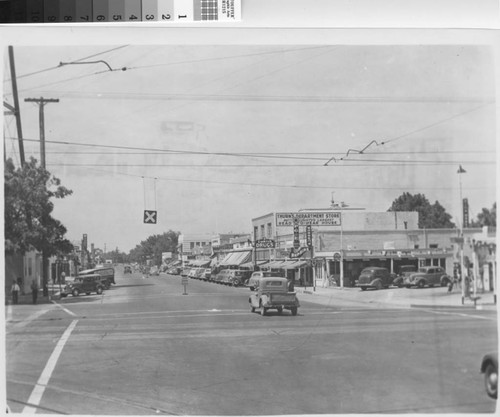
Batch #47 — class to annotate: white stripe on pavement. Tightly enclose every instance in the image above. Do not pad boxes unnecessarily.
[22,319,78,413]
[51,300,77,317]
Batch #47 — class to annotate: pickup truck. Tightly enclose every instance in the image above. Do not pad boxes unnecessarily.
[249,277,300,316]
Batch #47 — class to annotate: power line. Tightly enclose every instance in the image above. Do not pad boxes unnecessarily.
[63,166,494,191]
[125,46,335,71]
[12,137,495,166]
[4,45,129,83]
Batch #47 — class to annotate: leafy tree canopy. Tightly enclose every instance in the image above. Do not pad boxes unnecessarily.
[128,230,180,265]
[470,202,496,228]
[4,157,73,255]
[388,192,455,229]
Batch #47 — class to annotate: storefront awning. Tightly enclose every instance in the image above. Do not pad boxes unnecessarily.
[262,260,285,270]
[219,250,252,266]
[190,259,211,267]
[282,260,309,270]
[239,260,269,270]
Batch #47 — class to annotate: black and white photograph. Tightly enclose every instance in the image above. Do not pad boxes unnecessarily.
[2,26,498,415]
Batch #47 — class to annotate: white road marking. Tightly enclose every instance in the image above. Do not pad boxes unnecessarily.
[6,308,51,330]
[420,308,496,321]
[51,300,77,317]
[22,319,78,413]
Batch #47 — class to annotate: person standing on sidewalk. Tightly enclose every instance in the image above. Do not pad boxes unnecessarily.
[31,280,39,304]
[11,280,20,304]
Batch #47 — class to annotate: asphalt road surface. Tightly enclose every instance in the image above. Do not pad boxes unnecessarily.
[6,268,498,414]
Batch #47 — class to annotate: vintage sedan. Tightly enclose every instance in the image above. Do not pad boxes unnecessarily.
[356,267,393,291]
[481,352,498,399]
[60,274,105,297]
[392,264,417,287]
[404,266,451,288]
[249,277,299,316]
[247,270,281,291]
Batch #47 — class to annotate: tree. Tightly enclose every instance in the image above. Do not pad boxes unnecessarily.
[4,157,73,293]
[470,203,496,227]
[388,192,455,229]
[128,231,180,266]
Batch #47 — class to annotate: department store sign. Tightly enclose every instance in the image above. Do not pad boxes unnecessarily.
[276,212,341,227]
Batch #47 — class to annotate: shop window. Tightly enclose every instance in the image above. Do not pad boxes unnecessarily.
[430,244,438,249]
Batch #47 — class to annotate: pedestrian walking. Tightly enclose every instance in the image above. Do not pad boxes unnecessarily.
[31,280,39,304]
[11,280,20,305]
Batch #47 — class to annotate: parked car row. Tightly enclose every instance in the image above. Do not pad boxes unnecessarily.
[356,265,451,291]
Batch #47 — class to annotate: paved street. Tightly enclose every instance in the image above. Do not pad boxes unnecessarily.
[5,269,498,414]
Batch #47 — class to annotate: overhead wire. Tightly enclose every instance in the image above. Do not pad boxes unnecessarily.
[64,166,493,191]
[10,137,495,166]
[4,45,129,84]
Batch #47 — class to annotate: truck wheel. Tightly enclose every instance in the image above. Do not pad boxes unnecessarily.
[291,307,298,316]
[72,289,80,297]
[96,287,103,295]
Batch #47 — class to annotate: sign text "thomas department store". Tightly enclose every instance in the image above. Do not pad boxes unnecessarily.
[276,212,341,227]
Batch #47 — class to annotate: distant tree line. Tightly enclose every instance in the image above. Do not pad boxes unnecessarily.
[388,192,496,228]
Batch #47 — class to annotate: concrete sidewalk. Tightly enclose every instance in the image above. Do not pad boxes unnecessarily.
[294,285,498,310]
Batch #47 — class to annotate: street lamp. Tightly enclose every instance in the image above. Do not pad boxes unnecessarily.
[457,165,466,304]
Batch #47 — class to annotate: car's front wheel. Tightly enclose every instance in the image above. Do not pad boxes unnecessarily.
[417,280,425,288]
[72,289,80,297]
[260,302,267,316]
[233,279,240,287]
[96,287,103,295]
[484,362,498,399]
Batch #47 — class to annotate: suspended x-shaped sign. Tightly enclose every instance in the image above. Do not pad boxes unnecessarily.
[144,210,157,224]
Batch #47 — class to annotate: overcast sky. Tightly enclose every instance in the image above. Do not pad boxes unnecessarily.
[3,42,497,253]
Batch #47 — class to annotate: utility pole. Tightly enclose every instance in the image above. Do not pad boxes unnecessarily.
[24,97,59,297]
[7,45,25,165]
[24,97,59,168]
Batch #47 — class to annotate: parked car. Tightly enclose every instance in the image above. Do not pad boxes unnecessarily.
[249,277,300,316]
[149,266,160,276]
[180,267,192,277]
[194,268,206,279]
[166,266,181,275]
[227,270,252,287]
[60,274,105,297]
[215,269,231,284]
[356,267,393,291]
[247,270,282,291]
[404,266,451,288]
[123,265,132,274]
[392,265,417,287]
[202,268,212,281]
[480,352,498,399]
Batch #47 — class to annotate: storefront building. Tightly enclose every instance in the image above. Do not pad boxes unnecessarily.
[251,210,490,288]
